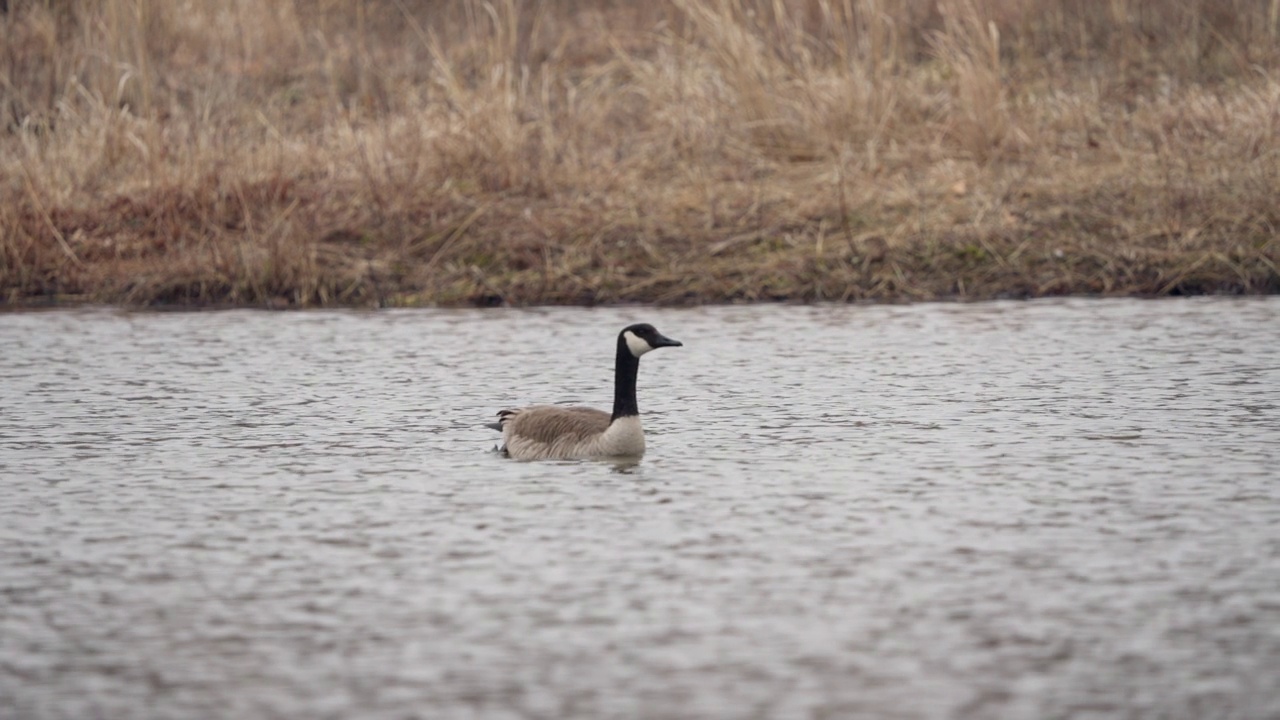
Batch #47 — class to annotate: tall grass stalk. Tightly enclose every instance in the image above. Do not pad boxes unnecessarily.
[1,0,1277,306]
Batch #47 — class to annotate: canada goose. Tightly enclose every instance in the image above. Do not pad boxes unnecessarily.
[487,323,682,460]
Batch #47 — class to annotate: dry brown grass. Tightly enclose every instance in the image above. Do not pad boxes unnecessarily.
[2,0,1278,307]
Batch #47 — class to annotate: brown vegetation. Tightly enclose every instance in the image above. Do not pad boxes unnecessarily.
[2,0,1278,308]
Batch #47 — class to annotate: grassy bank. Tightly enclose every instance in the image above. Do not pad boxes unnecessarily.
[2,0,1278,308]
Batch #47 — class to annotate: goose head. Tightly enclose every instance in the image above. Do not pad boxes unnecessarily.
[620,323,682,357]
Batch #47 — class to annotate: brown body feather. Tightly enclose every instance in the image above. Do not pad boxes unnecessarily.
[494,406,644,459]
[499,406,611,444]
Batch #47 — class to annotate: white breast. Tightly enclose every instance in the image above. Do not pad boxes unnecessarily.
[588,416,646,457]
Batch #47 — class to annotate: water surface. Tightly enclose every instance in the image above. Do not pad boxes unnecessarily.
[2,299,1279,719]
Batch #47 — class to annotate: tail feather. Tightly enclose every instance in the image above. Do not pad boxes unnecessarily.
[485,409,516,432]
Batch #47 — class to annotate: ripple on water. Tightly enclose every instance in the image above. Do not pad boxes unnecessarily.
[1,299,1279,720]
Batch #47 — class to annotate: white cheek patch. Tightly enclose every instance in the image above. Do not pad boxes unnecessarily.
[623,330,654,357]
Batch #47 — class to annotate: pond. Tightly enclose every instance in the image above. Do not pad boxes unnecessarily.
[2,298,1278,719]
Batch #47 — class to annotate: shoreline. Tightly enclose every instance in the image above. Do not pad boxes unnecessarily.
[4,231,1277,310]
[4,288,1276,314]
[5,256,1274,311]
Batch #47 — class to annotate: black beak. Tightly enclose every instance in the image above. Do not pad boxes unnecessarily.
[653,334,683,348]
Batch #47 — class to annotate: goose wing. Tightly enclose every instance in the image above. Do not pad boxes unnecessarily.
[494,405,612,446]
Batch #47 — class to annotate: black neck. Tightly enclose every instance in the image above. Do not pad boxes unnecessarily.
[611,337,640,421]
